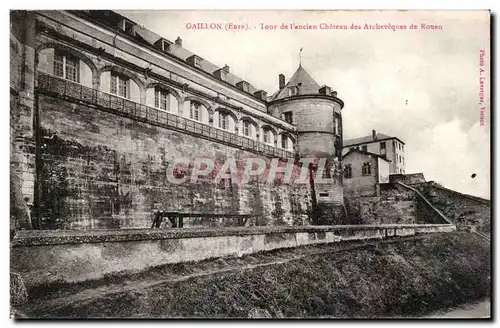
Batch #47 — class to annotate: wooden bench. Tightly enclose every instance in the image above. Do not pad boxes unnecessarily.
[151,211,261,228]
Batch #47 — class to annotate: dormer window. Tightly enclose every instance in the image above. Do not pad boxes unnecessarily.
[121,19,134,34]
[288,86,298,96]
[187,55,203,68]
[236,80,250,93]
[194,57,202,67]
[162,40,171,51]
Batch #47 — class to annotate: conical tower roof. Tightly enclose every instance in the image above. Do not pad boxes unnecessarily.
[270,65,321,101]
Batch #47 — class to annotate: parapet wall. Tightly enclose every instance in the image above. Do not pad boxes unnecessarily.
[11,224,456,292]
[413,182,490,232]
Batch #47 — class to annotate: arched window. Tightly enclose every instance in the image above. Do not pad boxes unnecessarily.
[261,126,277,145]
[280,133,295,151]
[239,117,258,139]
[37,47,93,87]
[214,108,237,132]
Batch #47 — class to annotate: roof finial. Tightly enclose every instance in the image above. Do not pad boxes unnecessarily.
[299,47,303,67]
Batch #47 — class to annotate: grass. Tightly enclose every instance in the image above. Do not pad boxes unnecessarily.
[23,232,490,318]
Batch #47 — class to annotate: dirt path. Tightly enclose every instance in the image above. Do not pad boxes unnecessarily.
[21,239,392,316]
[426,299,490,318]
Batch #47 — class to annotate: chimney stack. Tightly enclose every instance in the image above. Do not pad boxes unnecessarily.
[372,129,377,140]
[279,74,285,89]
[222,64,230,73]
[175,37,183,47]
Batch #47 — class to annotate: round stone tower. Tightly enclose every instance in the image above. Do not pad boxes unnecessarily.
[268,65,345,224]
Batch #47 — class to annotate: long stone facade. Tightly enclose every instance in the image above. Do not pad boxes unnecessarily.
[10,10,346,230]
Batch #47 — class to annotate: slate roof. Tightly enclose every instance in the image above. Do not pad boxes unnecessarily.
[269,65,321,101]
[342,148,392,162]
[343,133,404,147]
[132,24,261,95]
[80,11,263,98]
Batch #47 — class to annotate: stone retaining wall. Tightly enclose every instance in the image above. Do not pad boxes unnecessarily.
[11,224,456,291]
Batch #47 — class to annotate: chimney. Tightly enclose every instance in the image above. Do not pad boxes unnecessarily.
[279,74,285,89]
[332,91,338,97]
[175,36,183,47]
[372,129,377,140]
[222,64,230,73]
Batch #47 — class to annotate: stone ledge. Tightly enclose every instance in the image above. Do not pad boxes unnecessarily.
[12,224,455,247]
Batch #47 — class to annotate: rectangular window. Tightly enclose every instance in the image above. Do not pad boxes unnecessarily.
[219,113,228,130]
[362,162,372,176]
[380,142,386,157]
[284,112,293,124]
[344,164,352,179]
[53,53,64,78]
[111,73,129,98]
[263,130,269,143]
[243,121,250,137]
[319,193,329,198]
[334,117,339,135]
[155,88,170,111]
[281,136,288,149]
[53,51,79,83]
[190,102,200,121]
[194,56,202,68]
[362,145,367,153]
[122,20,134,33]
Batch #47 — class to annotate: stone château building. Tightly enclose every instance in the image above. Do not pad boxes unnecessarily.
[343,130,406,174]
[10,10,345,230]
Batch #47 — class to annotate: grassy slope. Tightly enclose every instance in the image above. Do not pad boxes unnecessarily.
[28,232,490,318]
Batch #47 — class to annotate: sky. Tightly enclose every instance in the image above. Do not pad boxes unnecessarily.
[119,10,491,199]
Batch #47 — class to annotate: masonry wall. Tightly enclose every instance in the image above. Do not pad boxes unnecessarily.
[343,152,378,198]
[36,94,312,230]
[11,224,456,291]
[389,173,426,185]
[414,182,491,232]
[344,183,449,225]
